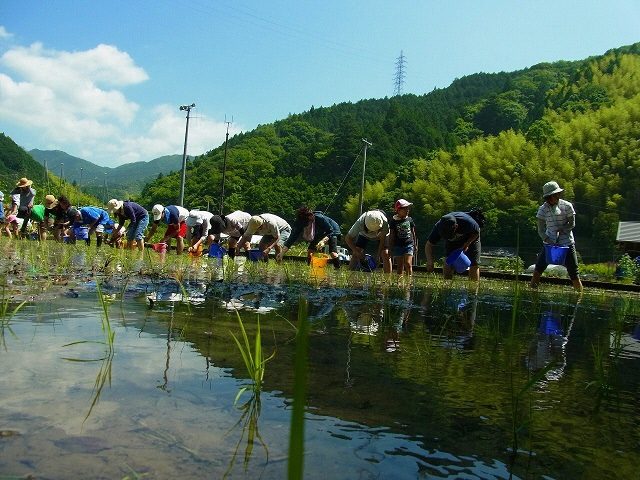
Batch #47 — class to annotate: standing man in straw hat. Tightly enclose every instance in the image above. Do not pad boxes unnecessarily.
[9,177,36,238]
[145,204,190,255]
[345,210,392,273]
[107,199,149,251]
[425,211,481,281]
[530,181,583,292]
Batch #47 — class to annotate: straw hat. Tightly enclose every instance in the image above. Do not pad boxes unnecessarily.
[16,177,33,187]
[542,181,564,198]
[106,198,123,213]
[246,215,265,235]
[152,204,164,221]
[44,194,58,209]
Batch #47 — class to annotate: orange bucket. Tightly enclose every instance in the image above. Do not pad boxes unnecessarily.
[311,254,330,268]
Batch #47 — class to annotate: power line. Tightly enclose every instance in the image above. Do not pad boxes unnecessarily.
[393,50,406,96]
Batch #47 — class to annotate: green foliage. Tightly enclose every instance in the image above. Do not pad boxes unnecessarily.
[30,149,182,200]
[130,43,640,260]
[616,254,640,283]
[0,134,101,208]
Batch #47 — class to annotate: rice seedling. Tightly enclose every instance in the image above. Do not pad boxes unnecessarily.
[229,311,275,403]
[288,298,309,480]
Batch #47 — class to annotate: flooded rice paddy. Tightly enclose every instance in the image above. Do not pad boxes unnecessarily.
[0,243,639,479]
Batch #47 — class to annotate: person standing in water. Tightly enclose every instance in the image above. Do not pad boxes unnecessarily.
[389,199,417,276]
[530,181,583,292]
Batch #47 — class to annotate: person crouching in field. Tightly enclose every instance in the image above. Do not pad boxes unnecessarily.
[107,199,149,251]
[389,199,417,276]
[207,211,252,259]
[146,204,190,255]
[44,195,72,241]
[425,211,481,281]
[239,214,291,262]
[67,206,113,247]
[344,210,392,273]
[185,209,214,256]
[277,206,342,269]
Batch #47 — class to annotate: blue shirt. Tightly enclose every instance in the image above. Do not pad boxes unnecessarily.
[79,207,111,226]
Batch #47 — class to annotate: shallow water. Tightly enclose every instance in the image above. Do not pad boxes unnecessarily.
[0,279,639,479]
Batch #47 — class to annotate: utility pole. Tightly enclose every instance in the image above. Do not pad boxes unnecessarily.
[179,103,196,207]
[43,157,50,192]
[60,163,64,186]
[393,50,406,96]
[103,173,107,204]
[219,116,232,215]
[358,139,372,216]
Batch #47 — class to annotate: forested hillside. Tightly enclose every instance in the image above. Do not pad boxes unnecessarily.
[0,135,101,207]
[138,43,640,261]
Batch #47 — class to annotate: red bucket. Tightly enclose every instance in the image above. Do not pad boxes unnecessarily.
[152,242,167,253]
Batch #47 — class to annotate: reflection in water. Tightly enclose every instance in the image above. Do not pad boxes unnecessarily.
[527,300,579,382]
[158,304,174,393]
[1,281,640,479]
[224,393,268,478]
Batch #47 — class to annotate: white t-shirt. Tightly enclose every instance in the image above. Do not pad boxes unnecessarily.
[224,211,251,238]
[255,213,291,237]
[347,211,390,240]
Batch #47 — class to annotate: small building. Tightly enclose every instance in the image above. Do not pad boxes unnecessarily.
[616,222,640,256]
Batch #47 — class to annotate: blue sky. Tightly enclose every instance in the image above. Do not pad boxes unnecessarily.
[1,0,638,167]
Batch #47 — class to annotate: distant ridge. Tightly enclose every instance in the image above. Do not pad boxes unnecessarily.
[29,150,182,200]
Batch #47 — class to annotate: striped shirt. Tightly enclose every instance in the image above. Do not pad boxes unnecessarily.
[536,199,575,245]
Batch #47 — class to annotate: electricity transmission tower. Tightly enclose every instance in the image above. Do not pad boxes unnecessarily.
[393,50,406,96]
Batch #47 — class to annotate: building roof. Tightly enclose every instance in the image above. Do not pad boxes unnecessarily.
[616,222,640,243]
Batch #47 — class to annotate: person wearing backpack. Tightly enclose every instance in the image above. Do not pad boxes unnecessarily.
[425,211,481,281]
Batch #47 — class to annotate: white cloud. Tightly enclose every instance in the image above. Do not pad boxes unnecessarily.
[0,26,12,39]
[0,41,239,166]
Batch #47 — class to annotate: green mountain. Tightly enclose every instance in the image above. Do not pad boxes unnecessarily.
[29,150,182,201]
[0,134,101,207]
[138,43,640,261]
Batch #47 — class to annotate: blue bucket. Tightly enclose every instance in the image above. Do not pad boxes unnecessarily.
[446,249,471,273]
[208,243,227,259]
[74,226,89,240]
[247,249,264,262]
[544,244,569,265]
[358,254,377,272]
[539,312,563,335]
